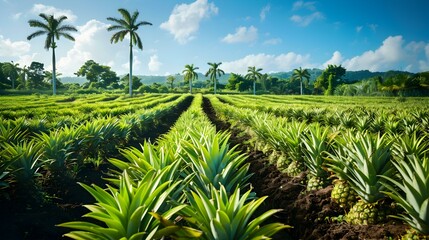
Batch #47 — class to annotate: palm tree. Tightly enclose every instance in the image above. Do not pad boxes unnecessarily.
[292,67,311,95]
[205,62,225,94]
[245,66,263,95]
[27,13,77,95]
[107,9,152,97]
[1,61,19,89]
[182,64,199,94]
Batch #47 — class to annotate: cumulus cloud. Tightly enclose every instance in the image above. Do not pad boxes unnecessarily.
[160,0,218,44]
[56,20,111,76]
[148,54,162,72]
[290,12,324,27]
[31,4,77,22]
[260,5,270,21]
[323,51,343,68]
[222,26,258,44]
[16,53,38,68]
[342,36,404,71]
[222,53,312,74]
[263,38,282,45]
[325,35,429,72]
[0,35,31,57]
[419,44,429,70]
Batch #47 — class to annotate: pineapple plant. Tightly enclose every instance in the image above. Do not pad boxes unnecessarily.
[278,121,307,176]
[392,132,428,161]
[381,155,429,236]
[59,170,189,239]
[177,184,290,240]
[301,123,336,191]
[327,131,395,224]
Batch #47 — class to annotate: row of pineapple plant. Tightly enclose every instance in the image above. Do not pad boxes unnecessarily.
[0,94,192,205]
[208,95,429,238]
[0,94,190,139]
[59,94,289,239]
[217,95,429,136]
[0,94,181,129]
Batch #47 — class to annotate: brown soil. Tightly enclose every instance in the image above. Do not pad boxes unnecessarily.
[201,96,408,240]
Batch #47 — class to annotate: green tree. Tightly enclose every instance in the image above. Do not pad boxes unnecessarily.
[292,67,310,95]
[27,13,77,95]
[75,60,119,88]
[107,8,152,97]
[27,61,45,89]
[245,66,263,95]
[314,64,346,95]
[17,65,29,89]
[182,64,199,94]
[166,75,175,89]
[121,74,142,93]
[205,62,225,94]
[2,61,20,89]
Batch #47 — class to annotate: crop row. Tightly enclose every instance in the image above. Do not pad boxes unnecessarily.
[0,94,189,138]
[58,94,289,239]
[0,94,181,121]
[0,94,192,204]
[217,95,429,136]
[208,95,429,238]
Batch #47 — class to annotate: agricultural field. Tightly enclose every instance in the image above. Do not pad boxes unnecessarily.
[1,93,429,239]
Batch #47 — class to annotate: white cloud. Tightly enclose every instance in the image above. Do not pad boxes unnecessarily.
[323,51,343,68]
[356,26,363,33]
[56,20,110,76]
[0,35,31,57]
[222,53,312,74]
[12,12,22,20]
[222,26,258,44]
[290,12,323,26]
[342,36,404,71]
[292,1,317,11]
[160,0,218,44]
[121,56,142,72]
[31,4,77,22]
[148,54,162,72]
[16,53,38,68]
[324,36,429,72]
[263,38,282,45]
[260,5,270,21]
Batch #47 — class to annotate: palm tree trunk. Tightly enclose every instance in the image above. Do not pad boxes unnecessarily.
[52,39,56,96]
[253,80,256,95]
[214,78,217,94]
[190,79,192,94]
[300,78,303,95]
[129,42,133,97]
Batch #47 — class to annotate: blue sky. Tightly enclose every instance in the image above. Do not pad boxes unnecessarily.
[0,0,428,77]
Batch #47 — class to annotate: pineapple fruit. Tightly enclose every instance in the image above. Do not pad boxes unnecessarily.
[331,179,357,209]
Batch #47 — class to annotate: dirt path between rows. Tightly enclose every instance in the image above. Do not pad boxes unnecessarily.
[201,96,408,240]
